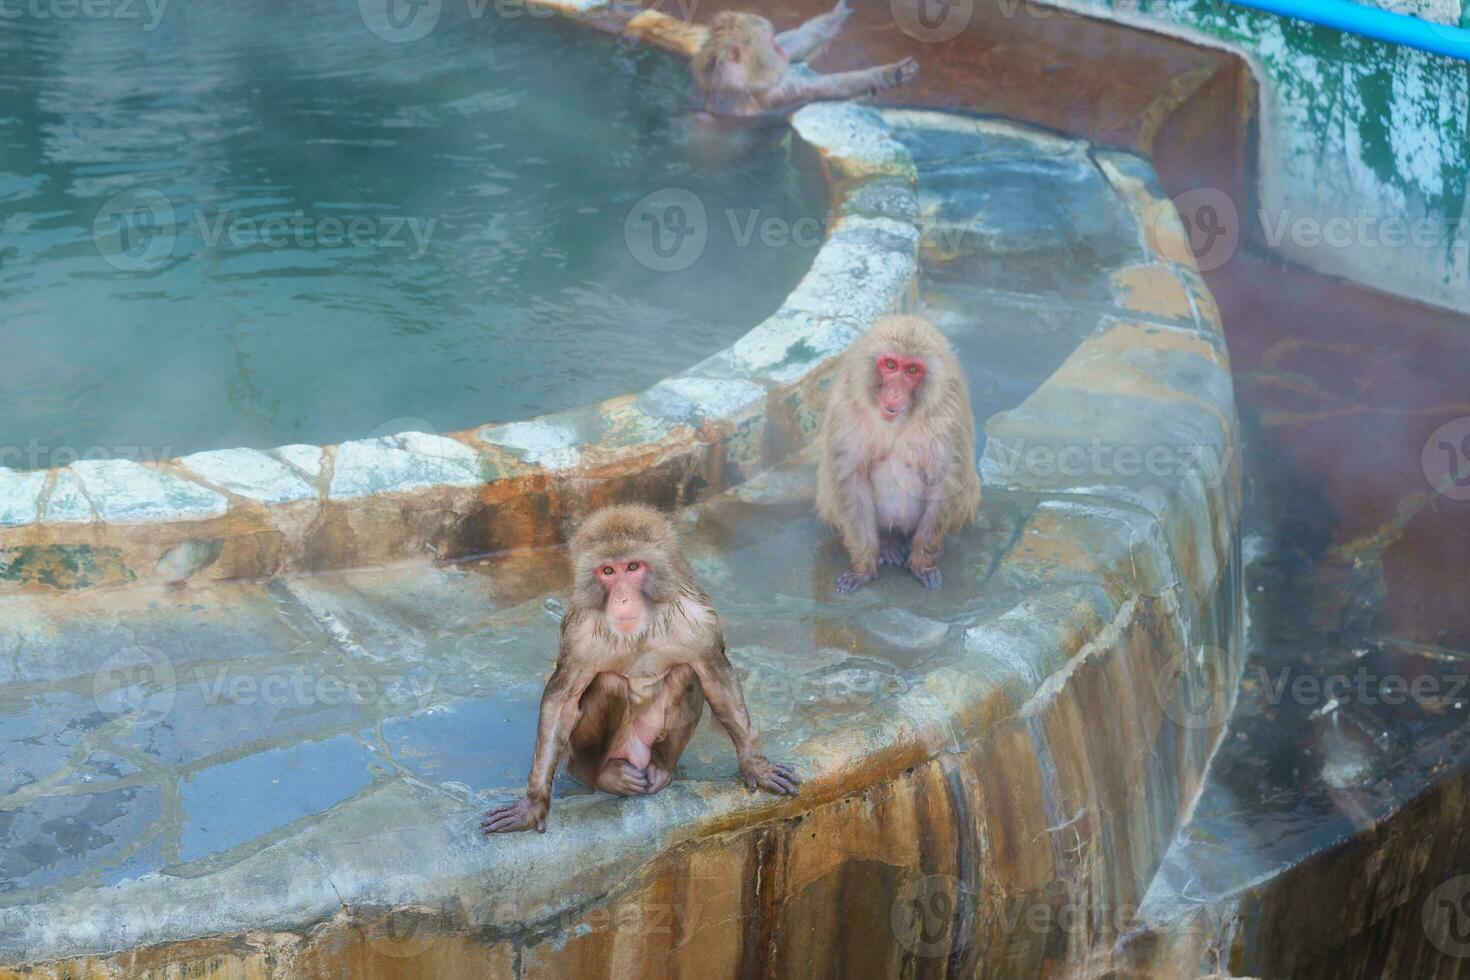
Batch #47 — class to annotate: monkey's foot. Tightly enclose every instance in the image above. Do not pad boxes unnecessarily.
[740,757,803,796]
[836,568,877,593]
[878,539,910,566]
[597,760,652,797]
[480,795,548,835]
[909,564,943,589]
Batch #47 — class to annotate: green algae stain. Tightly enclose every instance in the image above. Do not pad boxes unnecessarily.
[1105,0,1470,273]
[0,546,136,590]
[777,339,821,372]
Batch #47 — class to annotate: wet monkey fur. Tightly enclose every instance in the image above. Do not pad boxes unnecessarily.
[482,505,799,835]
[817,315,982,592]
[691,2,919,116]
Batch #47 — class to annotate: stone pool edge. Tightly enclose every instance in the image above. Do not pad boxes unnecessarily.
[0,101,920,594]
[0,108,1245,973]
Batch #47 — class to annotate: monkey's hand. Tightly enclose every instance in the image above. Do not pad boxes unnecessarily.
[836,568,877,593]
[880,57,921,89]
[740,756,803,796]
[480,795,548,835]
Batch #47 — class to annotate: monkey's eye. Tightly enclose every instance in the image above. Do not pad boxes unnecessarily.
[906,364,920,375]
[626,561,641,572]
[884,358,898,371]
[601,566,616,576]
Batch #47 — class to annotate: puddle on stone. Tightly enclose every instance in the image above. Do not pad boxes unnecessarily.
[177,734,375,865]
[375,683,543,793]
[0,786,162,895]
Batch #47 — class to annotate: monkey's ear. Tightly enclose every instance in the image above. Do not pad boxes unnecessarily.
[727,43,742,63]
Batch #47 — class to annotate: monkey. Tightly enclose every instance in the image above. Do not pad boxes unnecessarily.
[816,315,982,593]
[690,3,920,117]
[481,504,800,835]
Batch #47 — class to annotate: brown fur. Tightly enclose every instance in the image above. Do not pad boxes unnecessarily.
[690,2,919,117]
[690,13,787,96]
[481,505,800,834]
[816,315,982,591]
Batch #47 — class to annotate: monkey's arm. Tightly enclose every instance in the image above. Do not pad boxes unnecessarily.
[825,437,881,590]
[906,418,978,589]
[907,493,948,590]
[774,0,850,63]
[764,58,919,111]
[481,656,591,834]
[691,638,802,796]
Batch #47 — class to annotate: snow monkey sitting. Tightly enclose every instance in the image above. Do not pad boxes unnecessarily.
[482,505,800,835]
[817,315,982,592]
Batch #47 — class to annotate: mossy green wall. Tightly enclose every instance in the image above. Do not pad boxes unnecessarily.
[1098,0,1470,311]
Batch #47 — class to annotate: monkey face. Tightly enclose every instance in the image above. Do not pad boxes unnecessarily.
[595,559,650,635]
[875,353,927,420]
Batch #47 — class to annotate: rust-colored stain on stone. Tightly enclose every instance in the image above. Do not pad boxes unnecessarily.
[1111,262,1197,321]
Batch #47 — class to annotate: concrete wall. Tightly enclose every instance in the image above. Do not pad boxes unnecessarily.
[1073,0,1470,315]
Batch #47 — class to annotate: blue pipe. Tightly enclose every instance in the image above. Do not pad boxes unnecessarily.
[1223,0,1470,61]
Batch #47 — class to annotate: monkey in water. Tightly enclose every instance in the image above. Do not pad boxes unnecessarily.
[691,3,920,117]
[481,504,800,835]
[816,315,982,593]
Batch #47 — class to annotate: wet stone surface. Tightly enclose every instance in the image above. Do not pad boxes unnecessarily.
[883,111,1144,303]
[0,107,1236,963]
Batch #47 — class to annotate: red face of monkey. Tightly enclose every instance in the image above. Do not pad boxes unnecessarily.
[596,559,649,635]
[875,352,927,421]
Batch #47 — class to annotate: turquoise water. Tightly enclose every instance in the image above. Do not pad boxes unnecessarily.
[0,1,824,469]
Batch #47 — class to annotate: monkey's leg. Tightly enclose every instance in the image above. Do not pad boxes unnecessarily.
[775,0,850,62]
[567,673,650,797]
[878,532,911,567]
[644,664,706,795]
